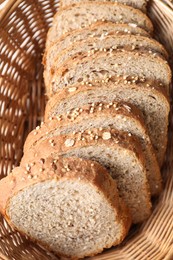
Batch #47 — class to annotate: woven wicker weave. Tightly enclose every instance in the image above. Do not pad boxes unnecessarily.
[0,0,173,259]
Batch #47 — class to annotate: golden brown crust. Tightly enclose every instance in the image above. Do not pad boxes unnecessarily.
[24,101,145,153]
[0,157,131,258]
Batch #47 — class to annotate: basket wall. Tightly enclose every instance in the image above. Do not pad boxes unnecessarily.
[0,0,173,259]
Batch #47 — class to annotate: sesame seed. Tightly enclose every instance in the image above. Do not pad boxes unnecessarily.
[128,133,132,136]
[39,168,43,172]
[65,139,75,147]
[102,132,111,140]
[28,175,32,179]
[91,163,94,167]
[36,126,40,130]
[49,117,53,120]
[33,131,37,135]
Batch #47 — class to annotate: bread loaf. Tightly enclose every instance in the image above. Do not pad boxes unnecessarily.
[45,77,170,166]
[24,101,162,196]
[49,50,171,96]
[44,34,167,90]
[0,157,131,258]
[48,2,153,41]
[21,128,152,223]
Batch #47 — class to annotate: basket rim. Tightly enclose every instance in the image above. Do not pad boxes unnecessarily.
[0,0,23,24]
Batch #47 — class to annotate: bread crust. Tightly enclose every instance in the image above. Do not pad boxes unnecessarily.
[0,157,131,258]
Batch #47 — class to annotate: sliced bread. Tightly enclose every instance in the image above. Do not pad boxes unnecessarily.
[24,101,162,196]
[21,128,152,223]
[49,50,171,96]
[45,78,170,166]
[49,2,153,40]
[44,34,167,89]
[0,157,131,258]
[60,0,148,12]
[46,21,150,50]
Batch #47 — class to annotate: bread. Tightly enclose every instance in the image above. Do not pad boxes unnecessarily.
[60,0,148,12]
[48,2,153,40]
[49,50,171,96]
[24,101,162,196]
[44,34,167,90]
[0,156,131,258]
[45,77,170,166]
[45,20,150,50]
[44,25,154,89]
[21,128,152,223]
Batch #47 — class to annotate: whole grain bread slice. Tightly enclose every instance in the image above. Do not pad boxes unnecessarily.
[49,50,171,96]
[44,34,167,89]
[60,0,148,13]
[45,78,170,166]
[21,128,152,223]
[24,101,162,196]
[46,21,150,50]
[48,2,153,40]
[0,157,131,258]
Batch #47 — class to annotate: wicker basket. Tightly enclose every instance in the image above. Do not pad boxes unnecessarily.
[0,0,173,259]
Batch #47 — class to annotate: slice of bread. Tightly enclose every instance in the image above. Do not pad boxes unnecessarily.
[0,157,131,258]
[49,2,153,39]
[46,21,150,50]
[50,50,171,96]
[45,78,170,166]
[60,0,148,13]
[21,128,152,223]
[24,101,162,196]
[44,34,167,89]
